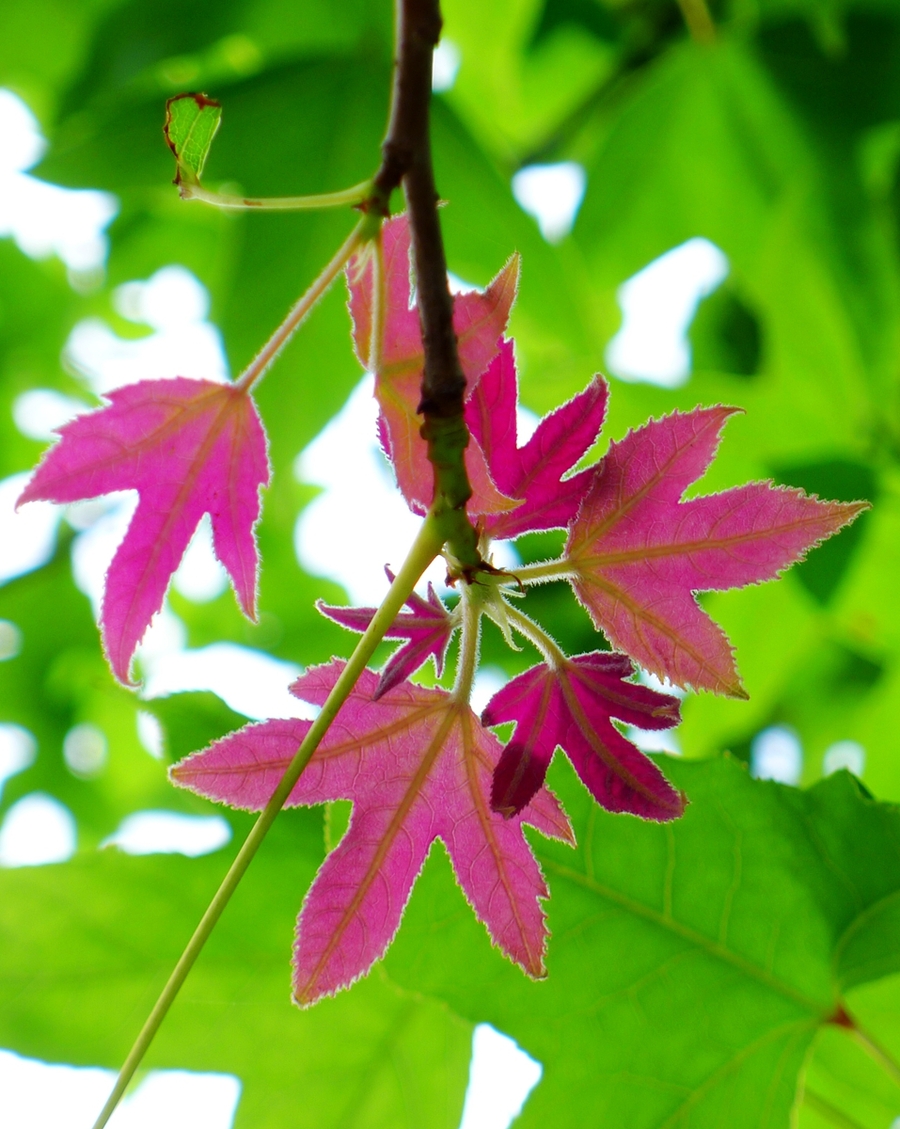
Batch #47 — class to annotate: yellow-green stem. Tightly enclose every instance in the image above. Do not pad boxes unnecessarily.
[502,601,566,669]
[235,218,367,393]
[510,557,574,585]
[90,514,443,1129]
[452,586,481,704]
[181,179,373,211]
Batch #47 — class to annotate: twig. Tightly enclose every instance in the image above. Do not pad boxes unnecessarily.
[371,0,483,575]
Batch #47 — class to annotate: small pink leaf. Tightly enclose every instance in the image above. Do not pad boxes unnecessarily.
[318,568,455,698]
[466,340,609,540]
[171,662,574,1005]
[485,652,683,821]
[566,407,868,695]
[347,214,520,515]
[18,378,268,684]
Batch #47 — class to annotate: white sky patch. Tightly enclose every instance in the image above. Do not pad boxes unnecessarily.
[0,725,36,802]
[433,39,461,92]
[65,266,229,396]
[469,666,509,717]
[0,473,61,586]
[295,376,518,607]
[625,726,681,755]
[142,642,309,721]
[750,725,802,785]
[0,793,77,867]
[136,709,165,759]
[103,811,232,857]
[0,619,22,660]
[606,238,729,388]
[822,739,865,777]
[13,389,92,441]
[512,163,587,243]
[62,723,108,779]
[0,89,117,285]
[0,1050,241,1129]
[296,376,447,605]
[172,514,229,603]
[459,1024,541,1129]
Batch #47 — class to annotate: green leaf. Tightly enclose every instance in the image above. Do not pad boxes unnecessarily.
[0,814,471,1129]
[385,756,900,1128]
[164,91,222,186]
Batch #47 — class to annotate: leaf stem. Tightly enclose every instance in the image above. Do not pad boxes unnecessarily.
[452,585,481,704]
[180,179,373,211]
[234,217,368,393]
[90,513,443,1129]
[509,557,575,585]
[502,601,566,668]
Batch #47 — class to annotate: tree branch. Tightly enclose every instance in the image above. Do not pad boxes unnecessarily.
[372,0,482,574]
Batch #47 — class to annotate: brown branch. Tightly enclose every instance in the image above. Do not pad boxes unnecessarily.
[372,0,482,574]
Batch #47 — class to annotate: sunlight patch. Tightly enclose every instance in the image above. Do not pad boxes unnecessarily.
[459,1024,542,1129]
[606,238,728,387]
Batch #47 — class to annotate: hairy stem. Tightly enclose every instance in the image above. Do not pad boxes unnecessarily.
[90,515,443,1129]
[502,601,566,669]
[511,557,576,585]
[452,586,481,703]
[372,0,482,573]
[235,217,368,393]
[181,179,373,211]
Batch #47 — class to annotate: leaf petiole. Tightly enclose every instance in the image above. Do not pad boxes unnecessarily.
[179,178,374,211]
[509,557,575,585]
[234,217,373,393]
[501,600,566,669]
[89,512,444,1129]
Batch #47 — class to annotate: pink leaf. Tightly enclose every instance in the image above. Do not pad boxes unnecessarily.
[18,378,268,684]
[466,340,609,540]
[566,407,867,695]
[318,568,455,698]
[171,662,574,1005]
[485,652,683,821]
[347,214,520,516]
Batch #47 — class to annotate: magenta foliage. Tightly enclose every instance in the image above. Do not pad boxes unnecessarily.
[347,213,519,516]
[318,568,455,698]
[171,662,574,1004]
[486,652,683,821]
[467,339,608,541]
[18,378,268,683]
[566,407,867,695]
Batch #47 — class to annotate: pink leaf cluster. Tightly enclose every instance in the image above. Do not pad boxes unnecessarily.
[171,662,574,1005]
[18,378,268,684]
[347,214,520,516]
[487,653,683,821]
[318,568,455,698]
[565,407,867,695]
[467,339,608,540]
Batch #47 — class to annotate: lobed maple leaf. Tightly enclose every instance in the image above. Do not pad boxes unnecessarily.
[318,568,455,699]
[565,407,867,696]
[171,661,574,1005]
[18,377,268,684]
[466,339,608,541]
[347,214,520,516]
[486,652,683,821]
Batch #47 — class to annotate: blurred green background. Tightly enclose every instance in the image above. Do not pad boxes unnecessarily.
[3,0,900,1126]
